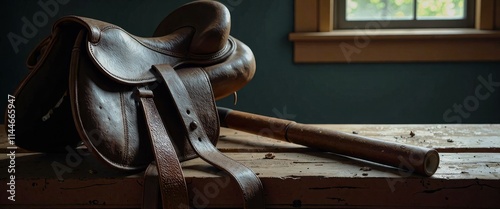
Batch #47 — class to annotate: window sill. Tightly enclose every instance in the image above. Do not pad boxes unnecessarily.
[289,28,500,63]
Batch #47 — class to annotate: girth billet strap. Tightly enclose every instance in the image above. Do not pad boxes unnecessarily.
[152,64,266,209]
[136,89,190,209]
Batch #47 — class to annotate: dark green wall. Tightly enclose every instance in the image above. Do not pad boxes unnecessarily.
[2,0,499,124]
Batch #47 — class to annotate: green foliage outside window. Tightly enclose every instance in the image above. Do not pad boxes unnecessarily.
[346,0,466,21]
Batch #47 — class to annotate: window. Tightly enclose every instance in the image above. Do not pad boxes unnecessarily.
[337,0,475,29]
[289,0,500,63]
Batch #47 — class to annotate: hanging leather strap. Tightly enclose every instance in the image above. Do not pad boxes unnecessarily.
[152,64,266,209]
[136,89,190,209]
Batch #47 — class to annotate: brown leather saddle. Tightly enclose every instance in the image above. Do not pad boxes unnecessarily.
[9,1,265,208]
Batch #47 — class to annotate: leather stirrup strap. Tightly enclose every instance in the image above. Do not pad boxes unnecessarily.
[136,89,190,209]
[153,64,266,209]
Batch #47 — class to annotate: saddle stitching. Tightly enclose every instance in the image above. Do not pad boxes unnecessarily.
[100,26,187,57]
[87,34,236,84]
[120,90,130,165]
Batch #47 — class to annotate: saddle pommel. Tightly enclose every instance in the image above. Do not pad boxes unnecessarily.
[153,0,231,55]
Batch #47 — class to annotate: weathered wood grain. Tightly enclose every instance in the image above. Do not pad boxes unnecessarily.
[0,124,498,208]
[0,152,499,208]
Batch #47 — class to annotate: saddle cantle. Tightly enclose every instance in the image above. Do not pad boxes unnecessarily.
[8,1,264,208]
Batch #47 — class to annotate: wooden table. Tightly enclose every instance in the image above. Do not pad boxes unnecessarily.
[1,124,499,208]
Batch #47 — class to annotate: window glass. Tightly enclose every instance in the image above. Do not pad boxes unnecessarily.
[417,0,465,20]
[346,0,414,21]
[339,0,473,29]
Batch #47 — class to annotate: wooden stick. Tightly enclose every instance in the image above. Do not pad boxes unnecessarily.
[218,107,440,176]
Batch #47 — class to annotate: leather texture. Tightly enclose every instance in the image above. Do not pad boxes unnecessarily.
[137,88,189,209]
[8,1,265,208]
[153,64,266,209]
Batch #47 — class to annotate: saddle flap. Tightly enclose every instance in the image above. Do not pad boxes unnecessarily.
[70,31,221,171]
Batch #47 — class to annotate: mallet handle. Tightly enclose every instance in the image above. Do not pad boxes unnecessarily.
[218,107,440,176]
